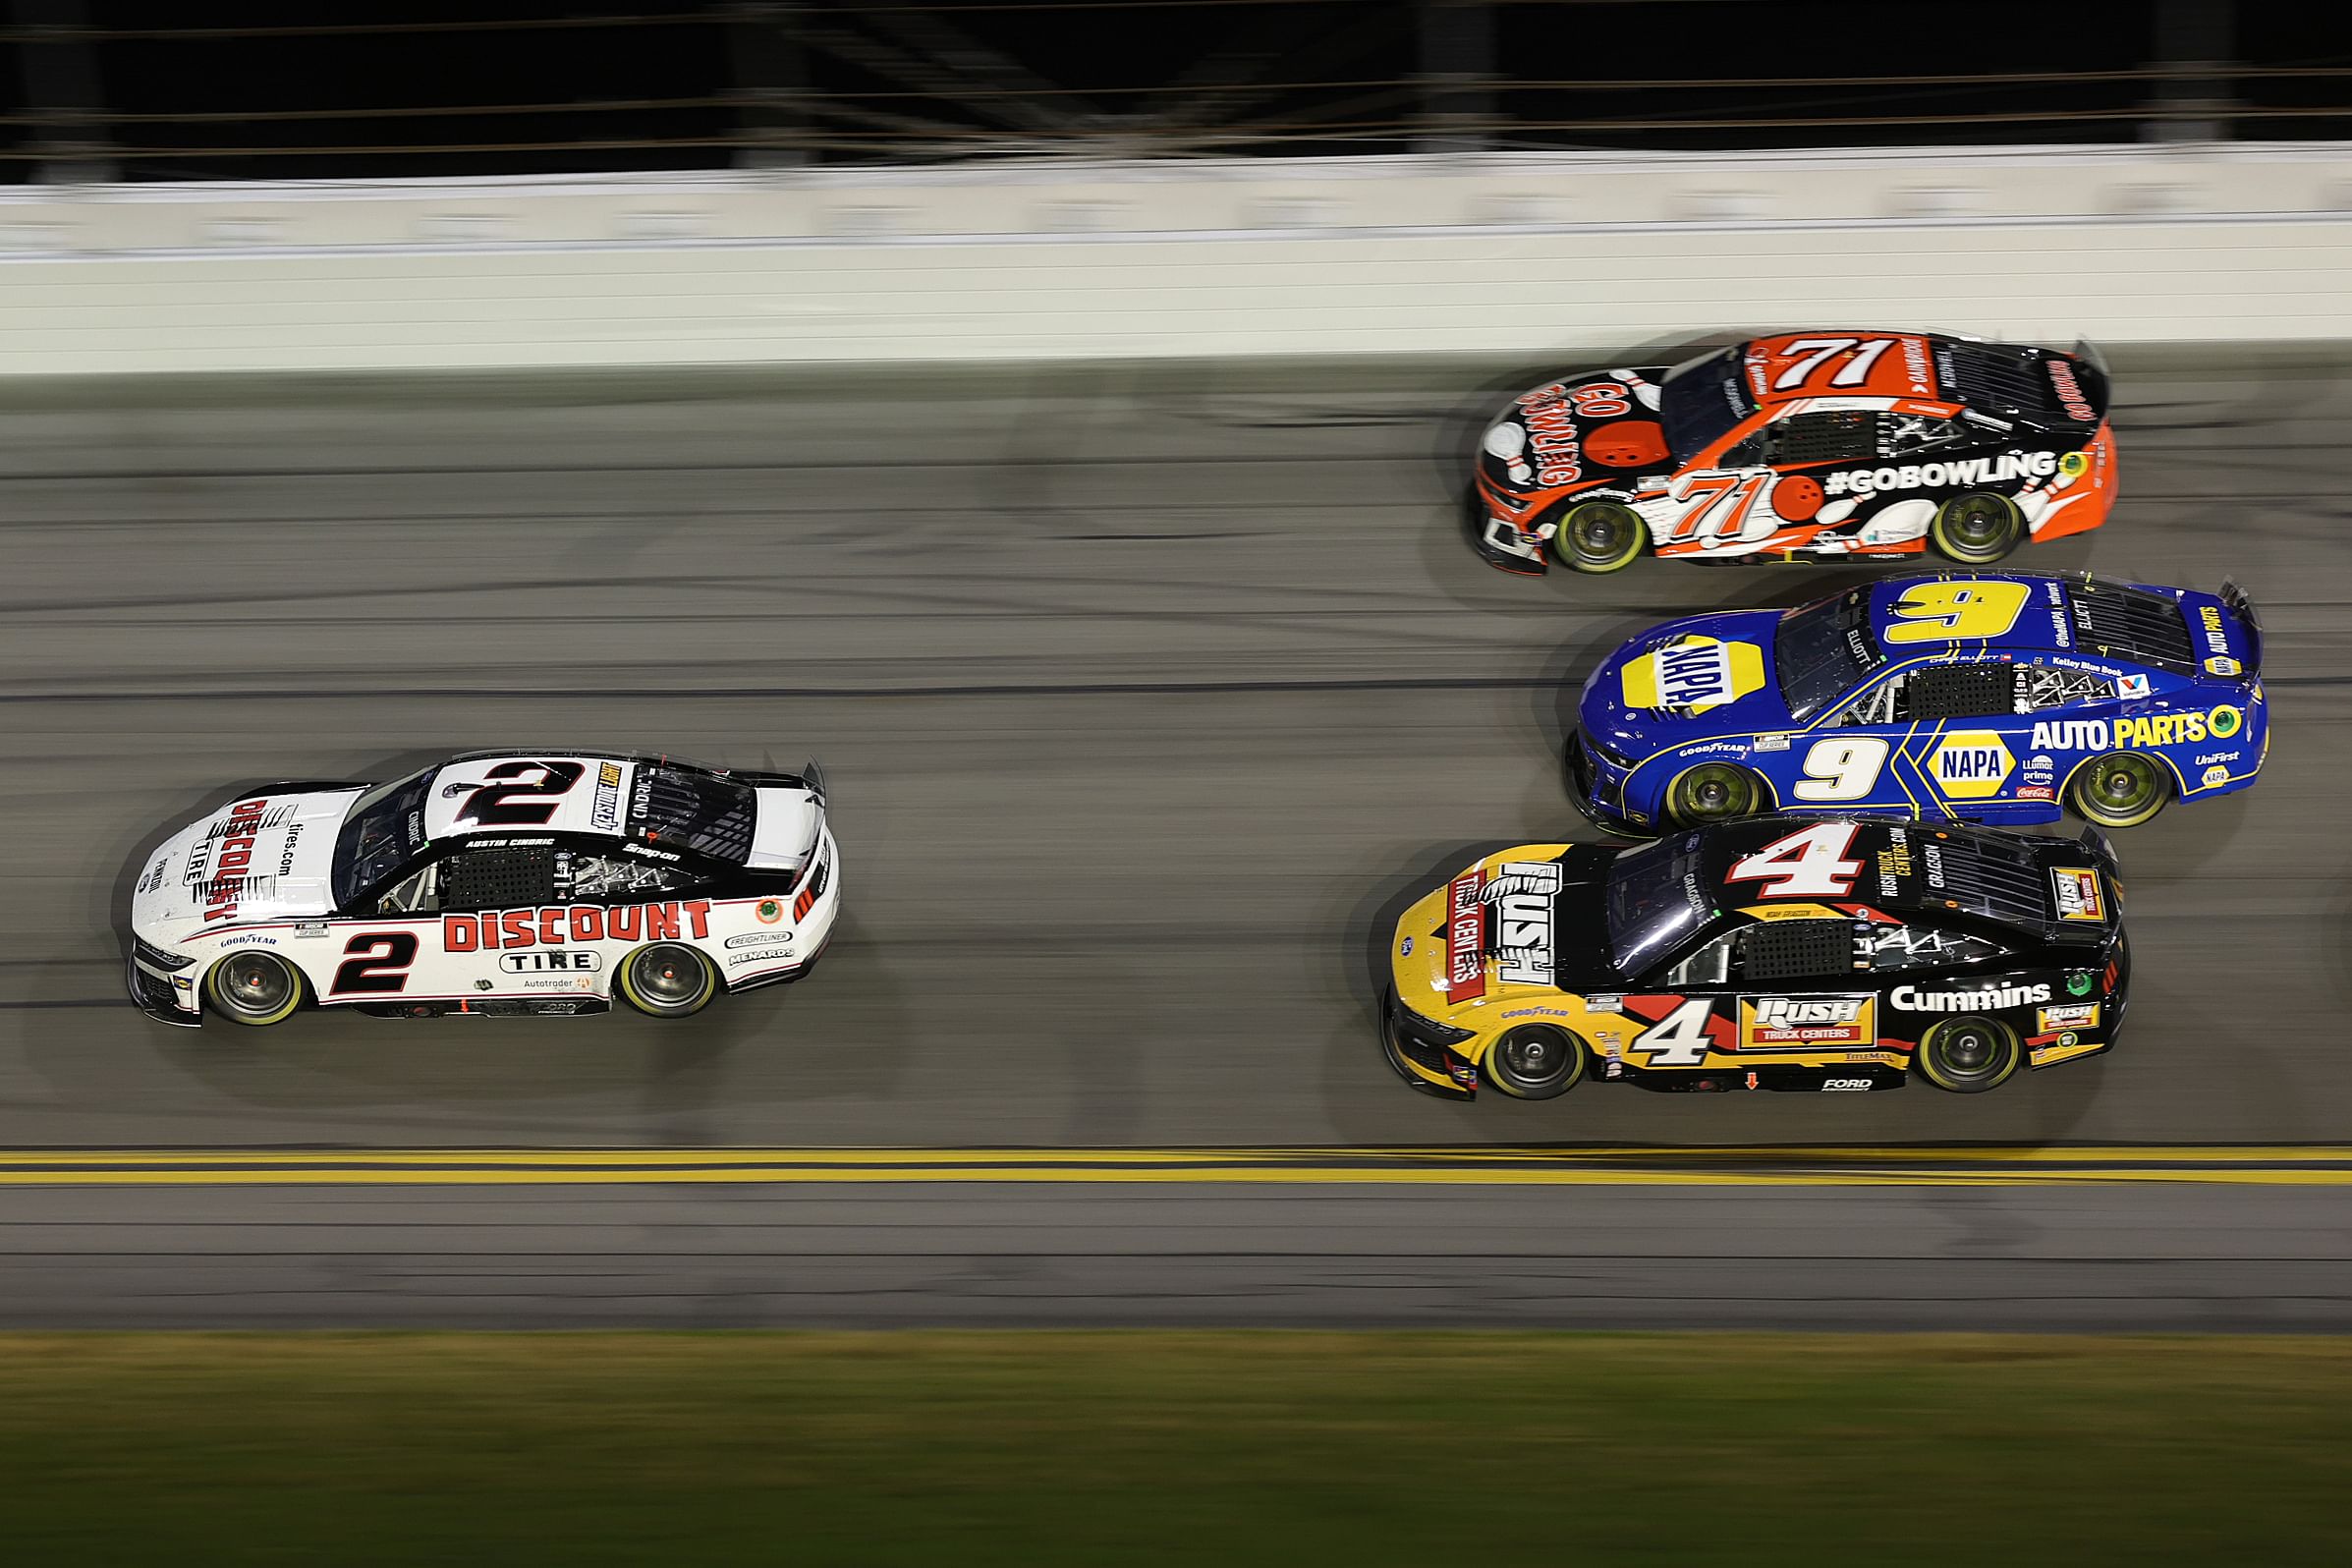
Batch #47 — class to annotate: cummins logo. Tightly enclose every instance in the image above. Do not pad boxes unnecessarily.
[1484,861,1562,986]
[1890,981,2051,1011]
[1823,451,2057,498]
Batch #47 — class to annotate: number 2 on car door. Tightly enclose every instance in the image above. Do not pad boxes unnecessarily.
[1792,737,1889,802]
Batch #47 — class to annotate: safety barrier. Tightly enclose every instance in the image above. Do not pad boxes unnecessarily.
[3,143,2350,373]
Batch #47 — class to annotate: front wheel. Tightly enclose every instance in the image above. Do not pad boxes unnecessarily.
[1485,1026,1590,1099]
[1929,492,2024,563]
[1914,1016,2023,1093]
[204,950,308,1027]
[617,943,718,1019]
[2067,752,2169,829]
[1664,761,1767,829]
[1549,500,1650,574]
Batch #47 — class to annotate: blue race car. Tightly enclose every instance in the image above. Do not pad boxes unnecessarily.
[1568,572,2266,834]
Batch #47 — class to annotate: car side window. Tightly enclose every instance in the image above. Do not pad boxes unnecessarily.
[1754,411,1878,466]
[1661,930,1740,988]
[436,844,559,913]
[563,851,694,903]
[1861,924,2010,971]
[1879,413,1971,454]
[2017,663,2117,712]
[1659,920,1862,988]
[375,865,438,916]
[1837,664,2016,726]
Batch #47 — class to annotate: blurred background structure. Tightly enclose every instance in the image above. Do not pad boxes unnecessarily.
[0,0,2342,182]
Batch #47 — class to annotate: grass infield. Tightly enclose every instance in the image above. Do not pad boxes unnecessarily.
[6,1331,2349,1564]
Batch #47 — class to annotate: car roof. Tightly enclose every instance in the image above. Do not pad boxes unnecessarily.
[1740,331,2107,424]
[420,753,760,864]
[1694,815,2092,938]
[1861,573,2198,671]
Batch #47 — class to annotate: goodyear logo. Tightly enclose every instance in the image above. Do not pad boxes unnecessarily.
[1930,730,2013,800]
[1620,637,1765,714]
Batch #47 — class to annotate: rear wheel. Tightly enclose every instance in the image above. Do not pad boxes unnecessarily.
[1929,492,2024,563]
[1485,1026,1589,1099]
[2067,752,2169,829]
[204,950,307,1027]
[1664,761,1767,828]
[1914,1016,2023,1093]
[1549,500,1649,574]
[618,943,718,1019]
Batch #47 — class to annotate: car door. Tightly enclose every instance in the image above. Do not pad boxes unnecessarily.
[1611,820,1876,1075]
[1616,915,1874,1076]
[324,840,565,1007]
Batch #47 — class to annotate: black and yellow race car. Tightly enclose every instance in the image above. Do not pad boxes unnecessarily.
[1383,815,2126,1099]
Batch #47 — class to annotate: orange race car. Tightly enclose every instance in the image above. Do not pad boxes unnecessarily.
[1470,331,2116,575]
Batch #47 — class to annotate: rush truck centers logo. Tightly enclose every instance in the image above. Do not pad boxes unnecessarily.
[1740,994,1875,1050]
[1445,870,1485,1003]
[1484,862,1563,986]
[2050,868,2105,922]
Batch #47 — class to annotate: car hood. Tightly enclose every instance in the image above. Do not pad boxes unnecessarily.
[130,787,361,940]
[1481,366,1673,494]
[1581,607,1799,753]
[1391,843,1621,1011]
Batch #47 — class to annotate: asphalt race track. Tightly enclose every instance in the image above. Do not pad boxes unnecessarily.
[2,348,2347,1325]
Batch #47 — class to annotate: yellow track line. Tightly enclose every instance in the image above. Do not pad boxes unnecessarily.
[0,1146,2344,1167]
[0,1165,2348,1188]
[0,1149,2350,1187]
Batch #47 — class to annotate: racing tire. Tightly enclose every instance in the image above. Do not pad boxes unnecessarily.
[1663,761,1768,829]
[1928,492,2024,564]
[204,950,308,1027]
[2066,752,2170,829]
[1485,1025,1590,1100]
[1914,1015,2024,1094]
[617,943,718,1019]
[1549,500,1649,574]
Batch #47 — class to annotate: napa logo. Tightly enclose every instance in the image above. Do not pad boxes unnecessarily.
[1620,636,1765,715]
[1930,730,2013,800]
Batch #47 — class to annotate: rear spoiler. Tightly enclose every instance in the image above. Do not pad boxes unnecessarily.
[2217,580,2264,675]
[2069,337,2110,378]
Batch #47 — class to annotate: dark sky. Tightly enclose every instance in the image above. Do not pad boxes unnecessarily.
[6,1,2351,182]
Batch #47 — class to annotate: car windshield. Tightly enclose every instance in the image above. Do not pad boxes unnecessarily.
[1659,347,1755,462]
[332,766,435,908]
[1605,831,1712,978]
[1775,587,1887,722]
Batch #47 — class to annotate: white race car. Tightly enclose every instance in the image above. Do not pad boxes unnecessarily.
[127,751,839,1027]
